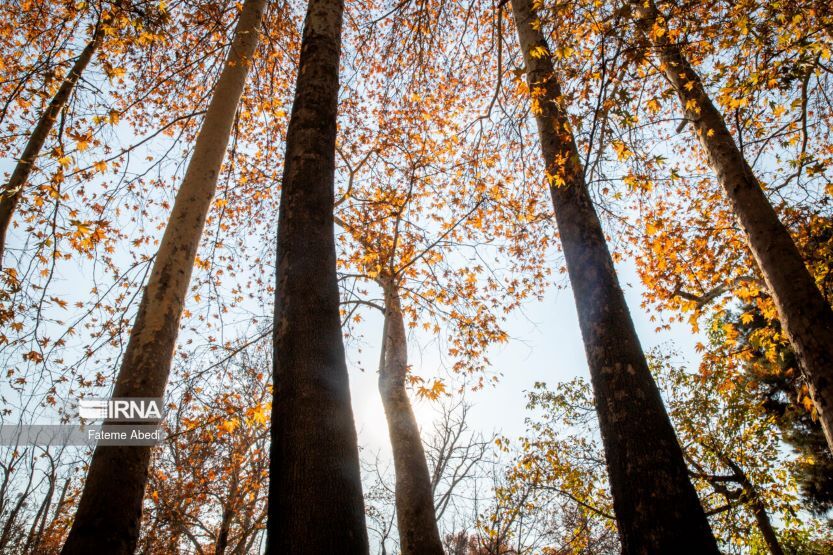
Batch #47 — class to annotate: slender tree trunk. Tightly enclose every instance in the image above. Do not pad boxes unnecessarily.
[509,0,719,552]
[0,22,102,269]
[31,475,60,552]
[377,278,444,555]
[629,0,833,455]
[215,470,238,555]
[717,452,784,555]
[61,2,265,553]
[0,456,34,552]
[45,476,71,540]
[743,482,784,555]
[265,0,368,552]
[24,468,55,553]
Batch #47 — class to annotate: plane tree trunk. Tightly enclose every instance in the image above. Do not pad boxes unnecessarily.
[509,0,720,551]
[265,0,369,551]
[0,21,102,268]
[629,0,833,456]
[377,277,444,555]
[61,1,265,552]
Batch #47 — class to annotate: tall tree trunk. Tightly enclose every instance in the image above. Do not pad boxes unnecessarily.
[378,278,444,555]
[0,22,102,269]
[509,0,719,552]
[61,1,265,552]
[628,0,833,455]
[265,0,368,552]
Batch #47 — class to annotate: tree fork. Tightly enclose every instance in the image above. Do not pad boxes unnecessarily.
[509,0,720,551]
[61,1,265,552]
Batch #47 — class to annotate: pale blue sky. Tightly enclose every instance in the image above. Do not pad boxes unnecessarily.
[348,254,704,455]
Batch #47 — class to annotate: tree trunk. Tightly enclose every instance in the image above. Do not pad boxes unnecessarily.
[0,22,102,269]
[378,278,444,555]
[61,1,265,553]
[24,465,55,554]
[265,0,368,552]
[0,464,33,552]
[215,470,238,555]
[746,491,785,555]
[509,0,719,552]
[719,452,785,555]
[629,0,833,455]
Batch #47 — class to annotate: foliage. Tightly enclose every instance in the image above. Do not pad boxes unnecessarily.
[0,0,832,551]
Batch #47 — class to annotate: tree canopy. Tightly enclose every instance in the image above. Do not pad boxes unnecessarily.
[0,0,832,553]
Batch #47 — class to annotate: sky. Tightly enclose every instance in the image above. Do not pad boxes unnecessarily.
[347,253,706,458]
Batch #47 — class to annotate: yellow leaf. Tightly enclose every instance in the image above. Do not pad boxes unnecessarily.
[611,140,633,161]
[530,46,548,59]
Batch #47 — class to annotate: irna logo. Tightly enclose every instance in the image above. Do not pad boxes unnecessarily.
[78,398,164,421]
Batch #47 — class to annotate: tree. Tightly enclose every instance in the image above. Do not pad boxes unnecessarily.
[626,0,833,455]
[61,1,265,551]
[514,354,833,554]
[377,278,445,554]
[507,0,719,550]
[362,397,497,555]
[639,203,833,510]
[711,216,833,514]
[658,351,833,554]
[333,68,542,550]
[654,356,793,555]
[0,0,167,270]
[265,0,369,551]
[0,441,80,554]
[138,338,270,555]
[0,17,101,269]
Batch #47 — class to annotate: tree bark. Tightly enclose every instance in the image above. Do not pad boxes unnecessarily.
[509,0,719,552]
[265,0,368,552]
[215,469,238,555]
[0,22,102,269]
[629,0,833,455]
[61,1,265,553]
[746,488,784,555]
[378,278,444,555]
[718,452,785,555]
